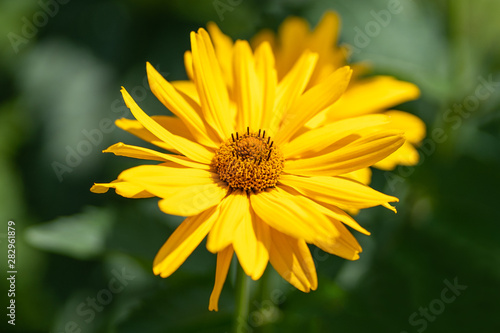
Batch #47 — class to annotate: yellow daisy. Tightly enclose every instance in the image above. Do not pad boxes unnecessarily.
[91,27,404,310]
[207,11,425,178]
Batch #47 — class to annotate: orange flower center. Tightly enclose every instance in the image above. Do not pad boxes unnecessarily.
[212,128,284,192]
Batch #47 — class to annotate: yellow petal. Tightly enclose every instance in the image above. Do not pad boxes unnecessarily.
[190,28,234,140]
[184,51,194,81]
[326,76,420,121]
[206,190,248,253]
[307,11,344,85]
[121,87,214,164]
[116,164,227,216]
[279,184,370,236]
[268,229,317,292]
[254,42,278,132]
[233,209,270,280]
[90,181,153,198]
[282,114,390,159]
[314,217,362,261]
[284,130,404,177]
[321,202,370,236]
[275,66,352,145]
[280,174,399,212]
[171,80,200,105]
[153,206,219,278]
[308,11,340,59]
[250,187,338,244]
[207,22,234,92]
[250,28,276,52]
[209,245,234,311]
[115,115,202,153]
[157,182,228,216]
[374,141,420,170]
[103,143,210,170]
[384,110,426,144]
[275,17,310,79]
[146,63,219,148]
[342,167,372,186]
[270,51,318,137]
[233,40,262,131]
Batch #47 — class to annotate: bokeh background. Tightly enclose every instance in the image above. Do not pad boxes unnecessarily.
[1,0,500,332]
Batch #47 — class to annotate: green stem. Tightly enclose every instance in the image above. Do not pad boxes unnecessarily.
[233,264,250,333]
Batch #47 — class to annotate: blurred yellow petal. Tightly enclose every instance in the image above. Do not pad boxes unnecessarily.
[184,51,194,81]
[374,140,420,170]
[384,110,426,144]
[274,16,310,79]
[326,76,420,120]
[275,66,352,145]
[250,28,276,51]
[270,51,318,137]
[342,167,372,185]
[90,181,153,198]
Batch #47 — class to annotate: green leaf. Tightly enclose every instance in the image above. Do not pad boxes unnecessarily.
[25,206,113,259]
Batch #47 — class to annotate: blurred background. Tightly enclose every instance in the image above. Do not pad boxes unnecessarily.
[1,0,499,332]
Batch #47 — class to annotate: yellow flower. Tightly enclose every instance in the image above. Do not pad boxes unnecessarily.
[208,11,426,177]
[91,27,404,310]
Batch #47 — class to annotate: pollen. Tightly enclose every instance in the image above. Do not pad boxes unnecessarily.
[212,128,284,192]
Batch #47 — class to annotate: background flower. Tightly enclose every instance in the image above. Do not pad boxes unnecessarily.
[2,0,500,332]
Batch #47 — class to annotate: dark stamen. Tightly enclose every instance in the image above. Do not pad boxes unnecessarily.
[236,132,239,140]
[267,150,272,161]
[231,133,235,142]
[267,137,271,144]
[263,130,266,138]
[269,141,274,148]
[247,127,250,135]
[258,129,261,137]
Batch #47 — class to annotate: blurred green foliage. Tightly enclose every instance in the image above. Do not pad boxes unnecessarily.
[1,0,499,332]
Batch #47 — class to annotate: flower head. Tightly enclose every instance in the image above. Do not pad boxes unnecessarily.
[92,26,404,310]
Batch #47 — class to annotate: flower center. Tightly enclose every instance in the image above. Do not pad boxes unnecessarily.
[212,128,284,192]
